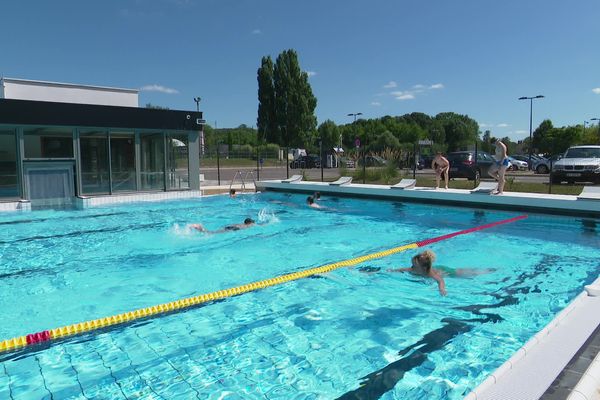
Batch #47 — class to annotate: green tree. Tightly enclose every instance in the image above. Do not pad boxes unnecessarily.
[272,49,318,147]
[371,131,401,151]
[532,119,554,154]
[257,56,278,143]
[145,103,169,110]
[481,130,493,153]
[549,126,581,154]
[434,112,479,151]
[580,124,600,145]
[317,120,341,151]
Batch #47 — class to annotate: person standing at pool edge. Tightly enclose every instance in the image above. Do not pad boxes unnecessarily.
[488,138,509,195]
[432,152,450,189]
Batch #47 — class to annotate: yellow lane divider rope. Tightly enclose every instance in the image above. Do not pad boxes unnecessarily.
[0,215,526,354]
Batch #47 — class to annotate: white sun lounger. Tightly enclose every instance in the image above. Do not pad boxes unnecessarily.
[281,175,303,183]
[329,176,353,186]
[391,179,416,190]
[471,181,498,194]
[577,186,600,200]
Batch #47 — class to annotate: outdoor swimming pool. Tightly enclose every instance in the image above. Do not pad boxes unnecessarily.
[0,192,598,399]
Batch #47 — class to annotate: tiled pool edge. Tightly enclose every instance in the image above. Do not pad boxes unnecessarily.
[0,191,204,212]
[566,281,600,400]
[464,276,600,400]
[0,200,31,212]
[75,191,202,207]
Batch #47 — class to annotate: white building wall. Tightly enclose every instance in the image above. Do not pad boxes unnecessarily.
[1,78,138,107]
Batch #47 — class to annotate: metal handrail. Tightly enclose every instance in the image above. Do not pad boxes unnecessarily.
[229,170,256,193]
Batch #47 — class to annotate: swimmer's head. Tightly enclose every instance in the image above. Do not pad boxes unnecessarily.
[411,250,436,274]
[229,189,236,197]
[314,192,321,200]
[244,218,255,225]
[307,196,314,205]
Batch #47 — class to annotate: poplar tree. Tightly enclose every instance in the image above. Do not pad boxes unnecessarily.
[256,56,278,143]
[257,49,317,147]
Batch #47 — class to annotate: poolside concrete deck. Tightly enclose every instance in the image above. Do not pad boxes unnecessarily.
[255,180,600,217]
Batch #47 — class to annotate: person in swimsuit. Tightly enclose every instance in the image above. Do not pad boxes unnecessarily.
[190,218,255,233]
[229,189,237,198]
[388,250,447,296]
[387,250,495,296]
[488,139,509,195]
[431,152,450,189]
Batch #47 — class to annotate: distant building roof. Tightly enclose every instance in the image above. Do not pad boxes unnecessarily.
[1,77,139,107]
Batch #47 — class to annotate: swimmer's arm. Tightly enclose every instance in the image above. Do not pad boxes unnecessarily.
[387,267,412,273]
[430,271,447,296]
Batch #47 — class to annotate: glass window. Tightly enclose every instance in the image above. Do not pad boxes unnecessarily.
[166,134,189,190]
[80,130,110,194]
[140,133,165,190]
[110,132,136,192]
[24,128,74,158]
[0,130,19,198]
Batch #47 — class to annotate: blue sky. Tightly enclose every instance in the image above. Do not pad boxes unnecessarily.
[1,0,599,140]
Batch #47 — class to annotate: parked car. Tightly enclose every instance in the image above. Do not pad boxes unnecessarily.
[357,155,387,167]
[289,155,320,169]
[534,155,561,174]
[421,155,435,169]
[551,145,600,184]
[511,154,542,169]
[507,156,528,171]
[447,151,495,181]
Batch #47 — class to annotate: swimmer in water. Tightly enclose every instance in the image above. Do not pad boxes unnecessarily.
[387,250,495,296]
[307,196,322,209]
[189,218,255,233]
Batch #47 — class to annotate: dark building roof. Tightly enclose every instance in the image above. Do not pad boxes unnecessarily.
[0,99,203,131]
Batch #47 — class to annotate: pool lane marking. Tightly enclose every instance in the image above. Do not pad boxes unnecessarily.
[0,214,527,354]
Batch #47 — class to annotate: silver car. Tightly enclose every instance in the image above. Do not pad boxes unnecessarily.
[552,145,600,184]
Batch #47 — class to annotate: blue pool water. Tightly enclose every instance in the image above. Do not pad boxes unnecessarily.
[0,192,598,399]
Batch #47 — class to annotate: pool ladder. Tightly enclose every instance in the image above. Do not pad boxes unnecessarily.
[230,170,256,193]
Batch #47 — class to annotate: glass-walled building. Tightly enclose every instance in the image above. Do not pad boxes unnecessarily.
[0,97,202,206]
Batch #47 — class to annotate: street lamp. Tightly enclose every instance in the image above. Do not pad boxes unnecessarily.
[193,97,201,112]
[347,112,362,122]
[518,95,544,170]
[347,113,364,183]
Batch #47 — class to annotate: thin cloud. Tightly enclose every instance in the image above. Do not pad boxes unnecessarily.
[593,87,600,94]
[480,123,491,128]
[371,101,381,106]
[251,29,262,35]
[497,123,510,128]
[140,84,179,94]
[515,130,528,135]
[306,71,317,77]
[387,82,444,101]
[383,81,397,89]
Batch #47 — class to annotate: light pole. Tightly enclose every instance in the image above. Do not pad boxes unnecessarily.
[194,97,206,158]
[518,95,544,170]
[318,137,324,182]
[347,113,363,182]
